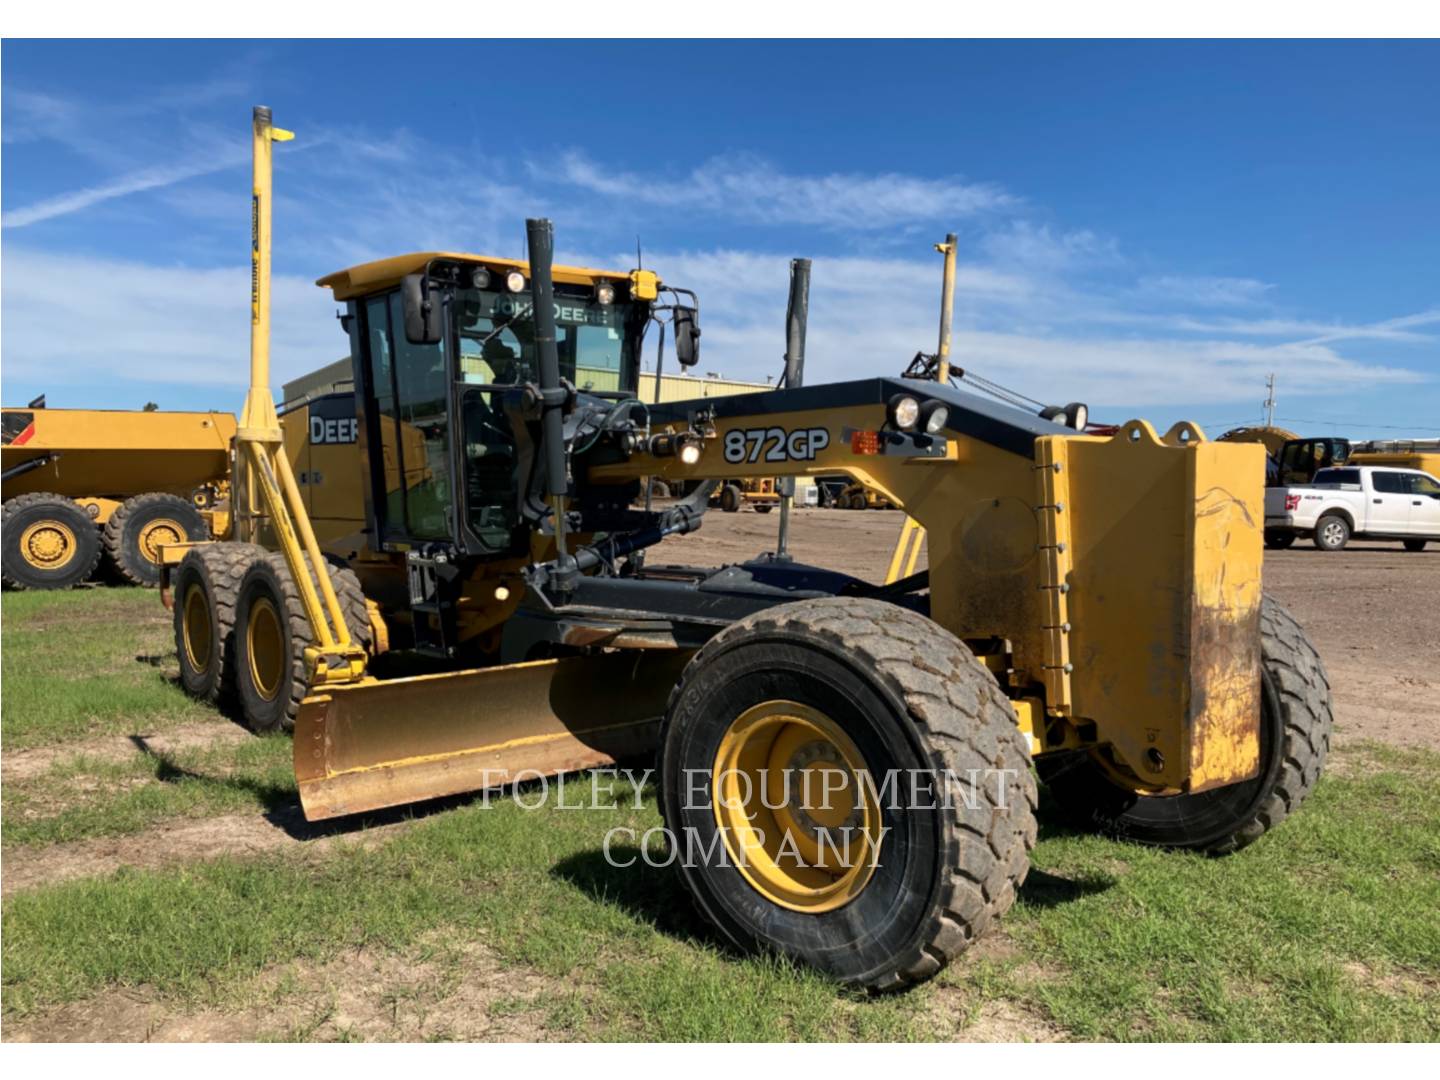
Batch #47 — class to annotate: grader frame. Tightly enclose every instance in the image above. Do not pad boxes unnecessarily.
[161,107,1331,991]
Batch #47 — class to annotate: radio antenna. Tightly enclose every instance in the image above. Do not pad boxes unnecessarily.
[636,235,643,271]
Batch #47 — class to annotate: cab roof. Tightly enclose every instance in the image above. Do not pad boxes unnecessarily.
[316,252,641,300]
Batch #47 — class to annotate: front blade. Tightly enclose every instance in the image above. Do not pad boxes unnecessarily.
[294,651,692,820]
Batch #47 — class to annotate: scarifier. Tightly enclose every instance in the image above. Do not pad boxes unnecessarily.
[165,109,1333,990]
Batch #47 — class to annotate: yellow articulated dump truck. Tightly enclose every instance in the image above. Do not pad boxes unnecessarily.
[163,109,1332,991]
[2,403,235,589]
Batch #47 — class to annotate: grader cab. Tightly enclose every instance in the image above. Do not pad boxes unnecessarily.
[165,109,1332,991]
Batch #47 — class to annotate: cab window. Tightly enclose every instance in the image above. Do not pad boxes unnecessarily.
[1407,473,1440,498]
[1371,471,1407,494]
[364,295,406,541]
[388,292,452,540]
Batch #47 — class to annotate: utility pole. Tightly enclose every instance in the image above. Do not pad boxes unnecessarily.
[1263,373,1277,428]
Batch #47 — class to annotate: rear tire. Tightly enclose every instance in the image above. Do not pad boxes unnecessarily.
[720,484,742,513]
[1,493,102,590]
[1264,529,1296,550]
[104,492,210,587]
[1312,514,1350,551]
[659,598,1036,991]
[1403,538,1428,552]
[754,503,774,514]
[848,493,867,510]
[173,543,265,705]
[1037,595,1331,854]
[233,553,372,733]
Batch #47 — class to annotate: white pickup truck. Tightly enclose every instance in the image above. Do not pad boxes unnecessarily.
[1265,465,1440,551]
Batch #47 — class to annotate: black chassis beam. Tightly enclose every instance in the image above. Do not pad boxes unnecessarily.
[500,557,916,661]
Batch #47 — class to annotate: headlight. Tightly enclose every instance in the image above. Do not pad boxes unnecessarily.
[922,402,949,434]
[1064,402,1089,430]
[679,442,702,465]
[595,282,616,305]
[505,270,526,293]
[470,268,492,290]
[889,394,920,431]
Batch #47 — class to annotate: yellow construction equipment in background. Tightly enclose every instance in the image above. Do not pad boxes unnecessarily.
[162,107,1333,992]
[2,405,234,589]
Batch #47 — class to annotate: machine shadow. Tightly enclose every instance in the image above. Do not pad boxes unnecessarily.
[125,733,490,841]
[549,845,720,948]
[550,802,1115,955]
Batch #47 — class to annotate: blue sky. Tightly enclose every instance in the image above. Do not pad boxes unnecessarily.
[3,39,1437,438]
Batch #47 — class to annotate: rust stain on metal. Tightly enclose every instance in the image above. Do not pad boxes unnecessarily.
[1186,601,1262,792]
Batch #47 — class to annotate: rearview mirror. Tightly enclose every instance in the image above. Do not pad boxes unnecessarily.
[401,274,443,345]
[673,306,700,367]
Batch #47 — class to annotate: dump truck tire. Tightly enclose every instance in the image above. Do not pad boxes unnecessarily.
[1264,529,1296,550]
[659,597,1037,991]
[848,493,867,510]
[1403,539,1427,552]
[233,553,372,733]
[1312,513,1350,551]
[1037,595,1331,854]
[173,543,265,705]
[754,503,774,513]
[1,492,103,590]
[720,484,742,513]
[104,492,210,587]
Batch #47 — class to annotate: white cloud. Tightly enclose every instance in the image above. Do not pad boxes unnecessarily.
[1136,275,1276,307]
[550,150,1015,230]
[981,221,1120,270]
[1290,308,1440,346]
[3,151,248,228]
[619,248,1427,410]
[1,248,344,404]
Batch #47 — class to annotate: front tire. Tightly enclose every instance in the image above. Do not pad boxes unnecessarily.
[1403,538,1428,552]
[719,484,742,513]
[104,492,210,587]
[233,553,372,733]
[1,493,102,590]
[173,543,264,705]
[659,598,1036,991]
[1312,514,1350,551]
[1038,596,1331,854]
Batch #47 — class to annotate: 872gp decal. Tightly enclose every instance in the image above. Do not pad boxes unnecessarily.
[722,426,831,465]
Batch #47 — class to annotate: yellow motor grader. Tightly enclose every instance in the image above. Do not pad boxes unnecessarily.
[164,109,1331,991]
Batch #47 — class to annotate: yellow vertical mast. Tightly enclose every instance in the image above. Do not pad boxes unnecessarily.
[933,233,957,384]
[236,106,364,679]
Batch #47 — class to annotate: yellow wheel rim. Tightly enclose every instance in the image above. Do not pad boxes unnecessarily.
[137,518,185,565]
[181,582,214,672]
[19,520,77,570]
[712,700,882,913]
[246,597,285,702]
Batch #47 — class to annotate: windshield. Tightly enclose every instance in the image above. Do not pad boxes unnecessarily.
[455,289,641,394]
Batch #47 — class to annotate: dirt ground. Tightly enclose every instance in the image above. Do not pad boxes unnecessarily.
[655,506,1440,751]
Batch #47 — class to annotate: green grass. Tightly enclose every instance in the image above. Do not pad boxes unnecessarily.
[4,749,1438,1040]
[2,589,214,749]
[988,743,1440,1040]
[2,735,295,846]
[3,590,1438,1040]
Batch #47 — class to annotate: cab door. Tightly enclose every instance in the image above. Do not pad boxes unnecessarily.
[1366,470,1412,534]
[1406,472,1440,537]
